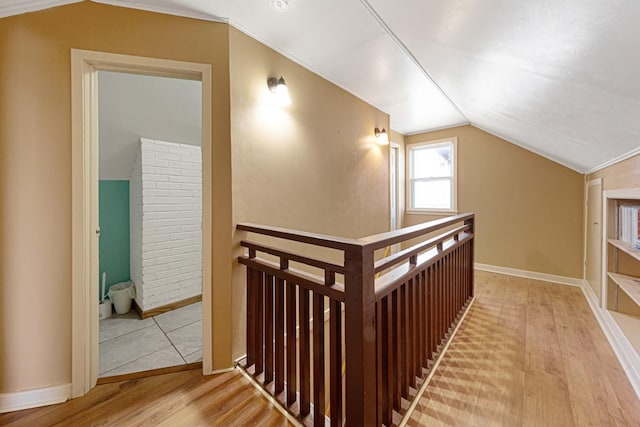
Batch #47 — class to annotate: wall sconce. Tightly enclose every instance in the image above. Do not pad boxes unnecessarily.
[267,76,291,106]
[375,127,389,145]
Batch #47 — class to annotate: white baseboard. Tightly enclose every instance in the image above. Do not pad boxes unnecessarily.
[579,281,640,400]
[474,263,584,287]
[0,383,71,413]
[477,263,640,400]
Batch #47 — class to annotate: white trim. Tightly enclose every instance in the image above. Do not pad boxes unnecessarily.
[0,384,71,413]
[585,145,640,175]
[91,0,226,23]
[406,209,459,216]
[583,178,602,283]
[0,0,81,18]
[406,137,458,213]
[579,281,640,399]
[71,50,214,397]
[474,263,584,287]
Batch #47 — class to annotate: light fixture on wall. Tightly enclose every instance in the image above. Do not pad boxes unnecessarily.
[267,76,291,106]
[375,127,389,145]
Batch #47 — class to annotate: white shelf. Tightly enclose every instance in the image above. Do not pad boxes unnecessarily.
[608,272,640,307]
[609,311,640,356]
[608,239,640,263]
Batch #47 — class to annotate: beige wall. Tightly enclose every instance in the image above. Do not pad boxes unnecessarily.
[229,28,390,359]
[588,154,640,191]
[0,2,232,393]
[405,125,584,278]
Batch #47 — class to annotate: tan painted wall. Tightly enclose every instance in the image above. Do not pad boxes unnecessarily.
[405,125,584,278]
[0,2,232,393]
[588,154,640,191]
[229,28,390,359]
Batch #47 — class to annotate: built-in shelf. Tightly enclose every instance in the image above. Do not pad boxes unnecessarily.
[608,272,640,307]
[609,311,640,355]
[608,239,640,263]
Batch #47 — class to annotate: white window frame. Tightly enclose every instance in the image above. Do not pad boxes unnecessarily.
[406,137,458,215]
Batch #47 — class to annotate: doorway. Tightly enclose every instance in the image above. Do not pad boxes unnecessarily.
[71,50,213,397]
[97,71,203,378]
[585,178,603,302]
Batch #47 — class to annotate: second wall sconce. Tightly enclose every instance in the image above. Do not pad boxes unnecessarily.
[267,76,291,107]
[375,127,389,145]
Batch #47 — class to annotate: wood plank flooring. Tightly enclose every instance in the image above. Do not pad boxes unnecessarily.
[407,271,640,426]
[2,270,639,426]
[0,369,291,427]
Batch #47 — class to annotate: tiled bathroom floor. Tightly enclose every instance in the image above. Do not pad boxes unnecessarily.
[99,302,202,377]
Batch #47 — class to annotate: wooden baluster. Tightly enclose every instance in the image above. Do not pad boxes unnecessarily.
[424,268,429,363]
[376,300,383,425]
[313,293,325,427]
[265,274,274,384]
[448,253,452,327]
[286,282,297,407]
[299,288,311,416]
[401,281,409,398]
[384,295,394,425]
[246,267,256,368]
[255,271,265,377]
[438,260,442,348]
[456,247,460,316]
[409,278,416,388]
[417,272,424,375]
[330,299,342,427]
[275,277,285,394]
[392,288,401,410]
[466,218,475,298]
[430,264,436,359]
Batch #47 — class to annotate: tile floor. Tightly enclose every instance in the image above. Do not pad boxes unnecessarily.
[99,302,202,377]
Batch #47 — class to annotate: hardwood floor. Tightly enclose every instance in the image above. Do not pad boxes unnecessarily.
[0,369,291,427]
[2,271,639,426]
[407,271,640,426]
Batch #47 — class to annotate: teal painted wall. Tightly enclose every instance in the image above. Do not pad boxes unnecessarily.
[99,180,130,298]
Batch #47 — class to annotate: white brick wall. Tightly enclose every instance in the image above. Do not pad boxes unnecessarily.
[130,144,144,308]
[130,138,202,311]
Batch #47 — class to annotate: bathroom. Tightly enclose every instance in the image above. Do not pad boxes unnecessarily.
[97,70,204,378]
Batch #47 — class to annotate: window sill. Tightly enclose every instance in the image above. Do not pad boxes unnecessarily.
[406,209,459,216]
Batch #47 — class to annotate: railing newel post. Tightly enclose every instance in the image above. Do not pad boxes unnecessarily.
[344,243,377,426]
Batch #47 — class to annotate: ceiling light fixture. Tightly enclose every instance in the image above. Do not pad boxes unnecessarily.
[269,0,292,12]
[375,127,389,145]
[267,76,291,106]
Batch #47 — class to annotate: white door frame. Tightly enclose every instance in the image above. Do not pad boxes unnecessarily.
[70,49,213,397]
[583,177,602,303]
[389,142,402,253]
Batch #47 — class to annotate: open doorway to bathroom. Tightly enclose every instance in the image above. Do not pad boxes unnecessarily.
[96,71,203,378]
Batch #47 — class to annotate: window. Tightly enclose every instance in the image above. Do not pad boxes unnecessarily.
[408,138,457,213]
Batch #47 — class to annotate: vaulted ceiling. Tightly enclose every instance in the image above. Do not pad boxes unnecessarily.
[3,0,640,172]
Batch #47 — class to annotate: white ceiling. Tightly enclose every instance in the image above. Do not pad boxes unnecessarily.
[98,71,201,180]
[3,0,640,172]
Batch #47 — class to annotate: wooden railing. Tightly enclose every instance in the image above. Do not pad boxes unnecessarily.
[237,214,475,426]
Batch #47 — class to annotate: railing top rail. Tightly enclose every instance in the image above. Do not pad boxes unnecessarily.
[238,213,474,253]
[237,223,359,251]
[357,213,474,250]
